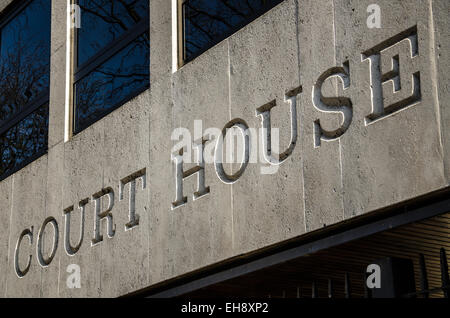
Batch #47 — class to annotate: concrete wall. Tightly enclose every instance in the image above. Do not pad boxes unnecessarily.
[0,0,448,297]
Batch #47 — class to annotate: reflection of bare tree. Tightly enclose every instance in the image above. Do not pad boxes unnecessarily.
[0,41,49,121]
[0,0,51,178]
[75,0,149,131]
[76,36,148,125]
[0,42,49,177]
[183,0,279,60]
[77,0,149,64]
[79,0,144,30]
[0,107,48,177]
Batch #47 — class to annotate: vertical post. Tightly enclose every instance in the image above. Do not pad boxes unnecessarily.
[296,286,302,299]
[344,273,352,298]
[419,254,429,298]
[311,281,318,298]
[440,248,449,298]
[364,273,372,298]
[65,0,76,142]
[328,279,333,298]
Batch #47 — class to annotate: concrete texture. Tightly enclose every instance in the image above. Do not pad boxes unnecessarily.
[99,91,151,297]
[228,0,306,253]
[0,0,13,12]
[149,42,234,283]
[150,0,172,84]
[59,121,105,298]
[5,156,49,297]
[296,0,346,231]
[48,46,67,148]
[333,0,447,217]
[0,0,448,297]
[0,175,12,296]
[431,0,450,182]
[48,0,68,148]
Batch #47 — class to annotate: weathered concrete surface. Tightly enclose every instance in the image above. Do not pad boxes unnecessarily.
[59,121,105,298]
[0,175,12,297]
[148,42,234,283]
[228,0,305,253]
[150,0,172,85]
[48,47,67,149]
[48,0,68,148]
[99,91,151,297]
[297,0,346,231]
[333,0,447,217]
[431,0,450,182]
[147,77,176,285]
[4,156,49,297]
[0,0,448,298]
[0,0,13,12]
[40,143,64,297]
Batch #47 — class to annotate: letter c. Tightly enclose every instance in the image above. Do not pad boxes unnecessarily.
[14,227,33,278]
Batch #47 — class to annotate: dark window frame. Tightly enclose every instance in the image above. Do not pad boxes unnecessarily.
[73,0,150,135]
[0,0,50,181]
[179,0,284,66]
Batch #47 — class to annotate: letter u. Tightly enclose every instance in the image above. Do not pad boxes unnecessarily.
[63,199,87,256]
[256,86,302,165]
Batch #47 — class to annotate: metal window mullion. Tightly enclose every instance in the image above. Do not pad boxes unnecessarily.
[0,91,49,136]
[178,0,187,68]
[74,18,149,83]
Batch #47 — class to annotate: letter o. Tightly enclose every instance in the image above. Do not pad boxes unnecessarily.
[37,217,59,267]
[214,119,250,184]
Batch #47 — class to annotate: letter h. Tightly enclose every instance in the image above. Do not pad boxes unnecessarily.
[171,139,210,210]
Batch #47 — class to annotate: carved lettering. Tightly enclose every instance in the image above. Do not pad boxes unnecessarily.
[14,227,33,278]
[215,119,250,184]
[12,26,427,280]
[64,199,88,256]
[119,169,147,230]
[37,217,59,267]
[257,86,302,164]
[172,140,210,210]
[363,26,420,123]
[312,62,353,147]
[92,188,115,245]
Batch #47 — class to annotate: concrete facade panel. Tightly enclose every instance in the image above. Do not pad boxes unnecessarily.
[333,0,447,217]
[0,0,448,297]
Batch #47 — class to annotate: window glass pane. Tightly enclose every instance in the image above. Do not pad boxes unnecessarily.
[0,0,51,123]
[183,0,283,62]
[74,34,149,133]
[0,104,48,177]
[77,0,149,66]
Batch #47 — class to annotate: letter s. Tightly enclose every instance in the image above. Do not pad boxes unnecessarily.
[312,62,353,147]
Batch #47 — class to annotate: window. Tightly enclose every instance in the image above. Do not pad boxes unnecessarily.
[180,0,284,64]
[0,0,51,181]
[74,0,150,134]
